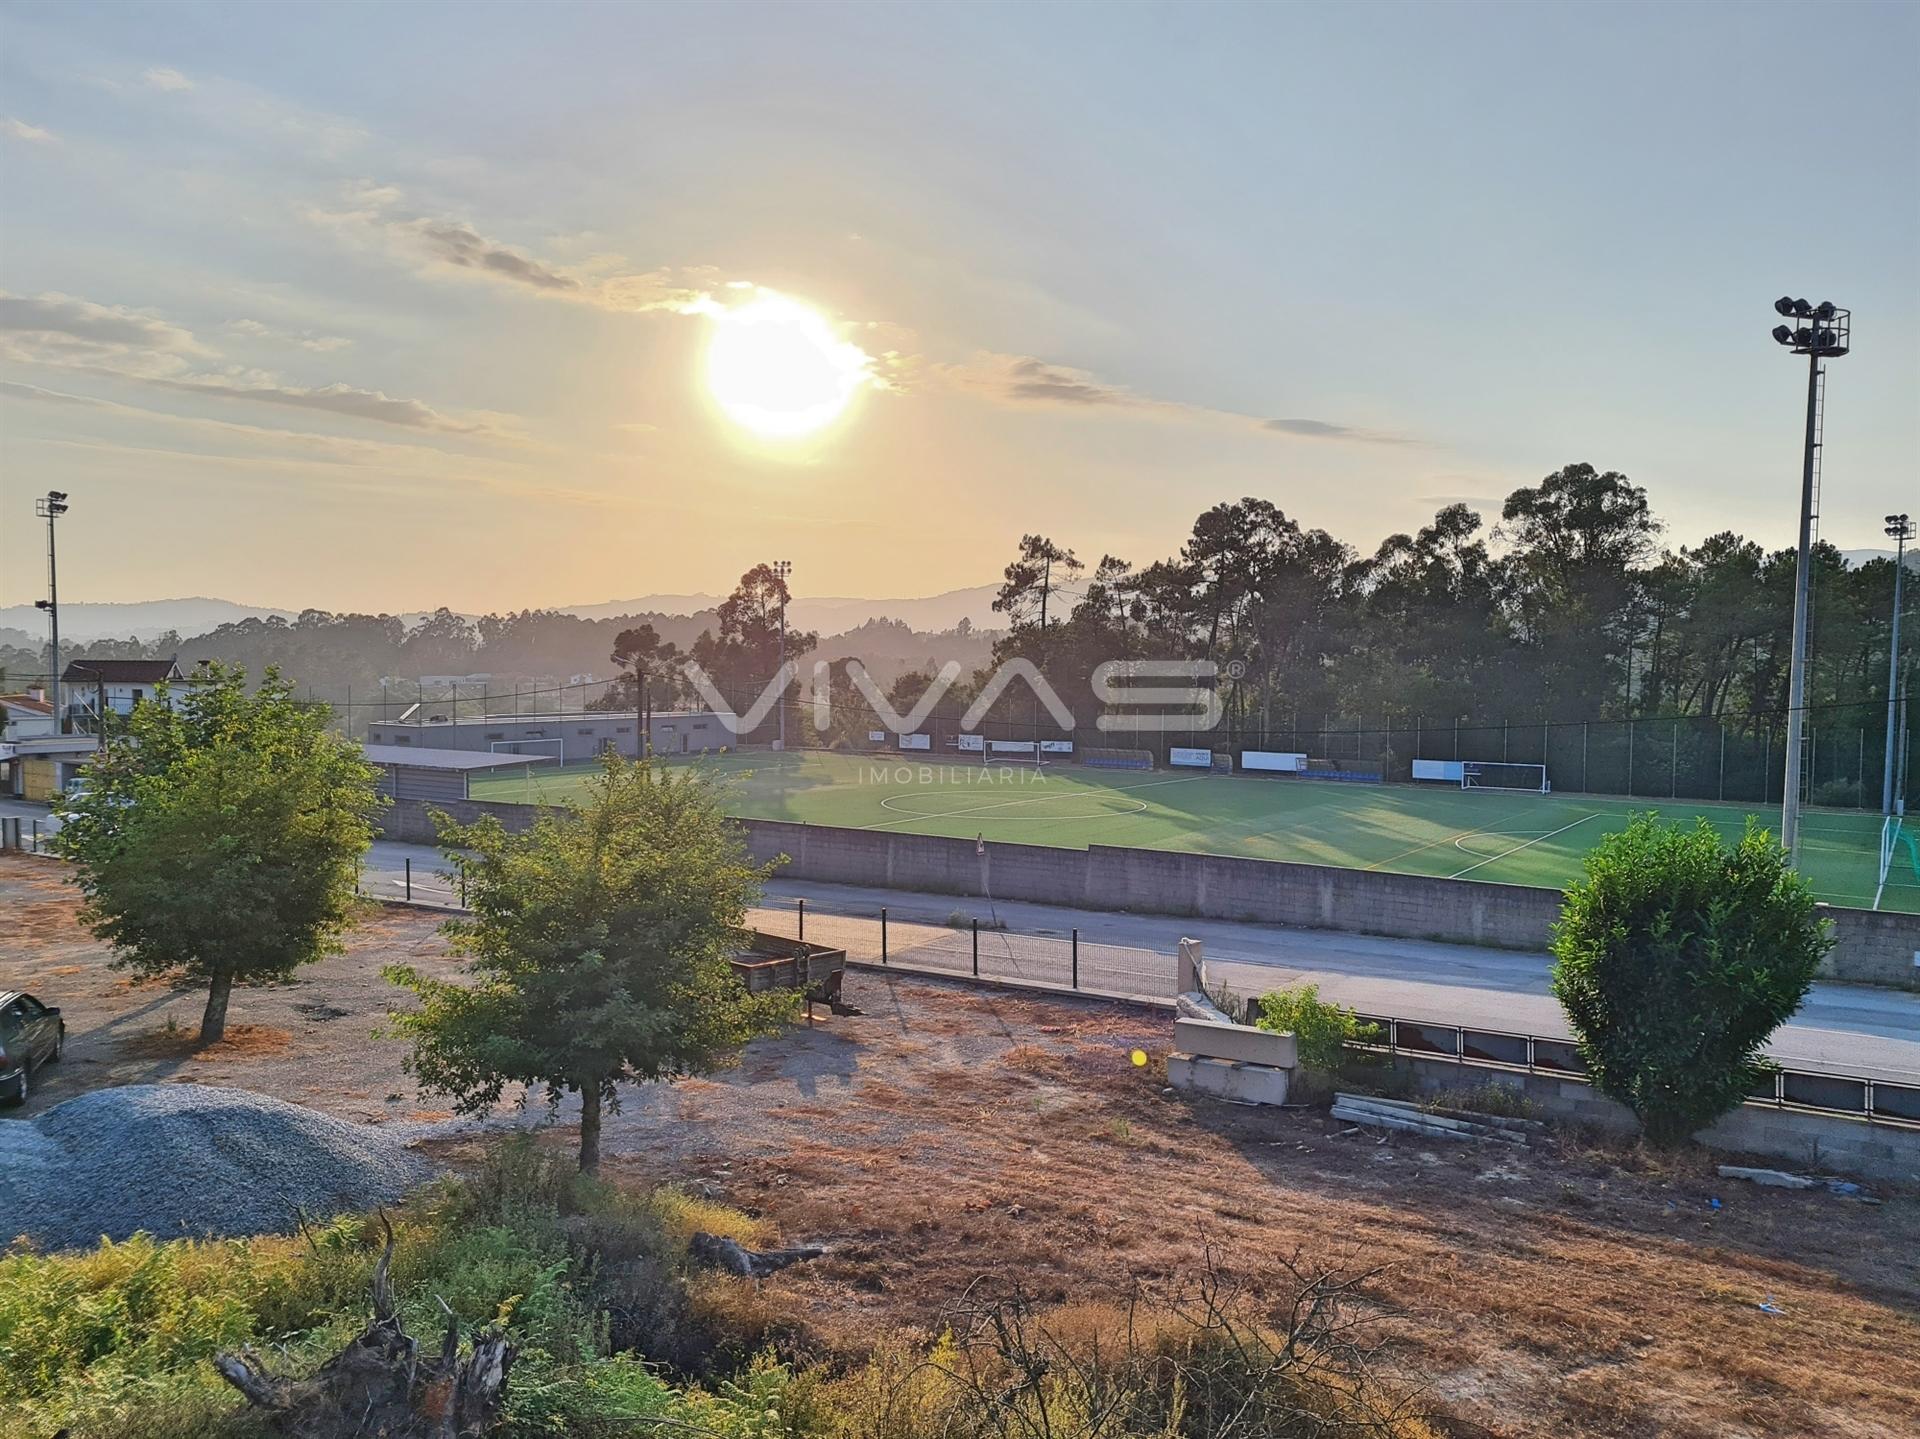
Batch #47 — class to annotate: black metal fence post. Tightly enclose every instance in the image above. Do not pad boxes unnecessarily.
[972,918,979,976]
[880,907,888,964]
[1071,928,1079,989]
[404,856,412,902]
[798,897,805,942]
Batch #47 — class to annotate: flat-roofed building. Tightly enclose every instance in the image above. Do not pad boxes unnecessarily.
[363,709,731,763]
[359,743,562,803]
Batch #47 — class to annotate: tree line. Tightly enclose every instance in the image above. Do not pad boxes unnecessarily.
[975,461,1911,742]
[7,460,1909,756]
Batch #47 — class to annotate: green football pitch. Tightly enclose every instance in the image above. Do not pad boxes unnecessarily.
[467,749,1919,913]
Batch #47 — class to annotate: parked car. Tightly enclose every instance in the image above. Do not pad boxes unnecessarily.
[0,991,65,1106]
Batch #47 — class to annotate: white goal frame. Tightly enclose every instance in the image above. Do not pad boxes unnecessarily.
[490,738,566,766]
[1460,761,1550,794]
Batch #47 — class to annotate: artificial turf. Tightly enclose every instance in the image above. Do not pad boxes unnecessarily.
[467,748,1917,913]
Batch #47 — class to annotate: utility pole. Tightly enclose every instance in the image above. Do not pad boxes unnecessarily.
[34,492,69,732]
[1769,297,1850,866]
[1884,514,1914,814]
[774,559,792,751]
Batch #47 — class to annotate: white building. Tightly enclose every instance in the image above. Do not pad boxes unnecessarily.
[59,657,196,732]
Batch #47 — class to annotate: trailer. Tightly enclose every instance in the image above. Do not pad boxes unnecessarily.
[730,930,855,1020]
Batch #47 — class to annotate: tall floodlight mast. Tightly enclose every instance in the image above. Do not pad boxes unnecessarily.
[1769,298,1850,867]
[1884,513,1914,816]
[34,491,70,731]
[773,559,793,751]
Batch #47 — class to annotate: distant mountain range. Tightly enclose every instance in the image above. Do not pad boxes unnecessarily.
[0,586,1004,643]
[10,556,1913,646]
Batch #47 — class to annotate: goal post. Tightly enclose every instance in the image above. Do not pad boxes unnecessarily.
[1460,761,1550,794]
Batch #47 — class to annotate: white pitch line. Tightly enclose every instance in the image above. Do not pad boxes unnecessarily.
[1448,812,1598,879]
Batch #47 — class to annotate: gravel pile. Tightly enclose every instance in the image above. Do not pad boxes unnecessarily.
[0,1084,437,1252]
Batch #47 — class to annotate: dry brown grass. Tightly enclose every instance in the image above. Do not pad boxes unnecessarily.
[117,1022,295,1060]
[609,976,1920,1439]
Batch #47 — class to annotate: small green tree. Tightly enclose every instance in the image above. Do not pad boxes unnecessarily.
[1550,814,1832,1146]
[1252,985,1376,1072]
[53,665,383,1045]
[385,755,797,1173]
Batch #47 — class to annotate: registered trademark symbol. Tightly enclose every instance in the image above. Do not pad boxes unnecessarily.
[1225,660,1247,680]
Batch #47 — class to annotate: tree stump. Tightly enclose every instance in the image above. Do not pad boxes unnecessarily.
[216,1217,515,1438]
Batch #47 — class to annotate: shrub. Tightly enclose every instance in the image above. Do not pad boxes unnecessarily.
[1252,984,1380,1073]
[1550,814,1832,1146]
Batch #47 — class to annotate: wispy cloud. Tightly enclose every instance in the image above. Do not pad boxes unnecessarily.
[416,222,579,291]
[946,352,1414,446]
[0,291,212,373]
[141,67,194,93]
[1,290,501,435]
[1261,417,1412,445]
[141,375,495,434]
[1,378,464,461]
[303,183,720,314]
[3,118,55,143]
[226,317,352,353]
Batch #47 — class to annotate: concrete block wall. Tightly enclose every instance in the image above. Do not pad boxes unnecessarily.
[1822,907,1920,988]
[1392,1054,1920,1184]
[375,801,1920,989]
[1083,845,1563,948]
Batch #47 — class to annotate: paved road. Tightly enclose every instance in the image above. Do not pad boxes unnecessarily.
[13,801,1920,1081]
[286,832,1920,1082]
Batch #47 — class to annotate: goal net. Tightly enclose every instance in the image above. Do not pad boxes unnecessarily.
[1461,761,1550,794]
[490,738,565,766]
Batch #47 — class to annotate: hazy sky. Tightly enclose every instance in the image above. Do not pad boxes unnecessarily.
[2,1,1915,613]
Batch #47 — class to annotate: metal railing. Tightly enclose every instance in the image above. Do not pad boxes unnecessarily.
[1348,1014,1920,1131]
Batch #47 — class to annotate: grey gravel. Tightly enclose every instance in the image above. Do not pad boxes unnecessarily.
[0,1083,437,1251]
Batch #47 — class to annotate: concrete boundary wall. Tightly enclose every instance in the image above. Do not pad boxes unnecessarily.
[376,800,1920,989]
[1391,1053,1920,1185]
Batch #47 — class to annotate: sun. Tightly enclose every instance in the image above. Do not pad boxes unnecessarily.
[705,293,872,439]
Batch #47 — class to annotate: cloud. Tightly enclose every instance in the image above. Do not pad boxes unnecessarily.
[1261,417,1414,446]
[3,118,54,143]
[141,67,194,92]
[226,317,352,352]
[303,184,722,314]
[416,222,579,292]
[1,290,499,436]
[999,357,1134,407]
[142,375,493,434]
[0,291,213,376]
[947,351,1414,446]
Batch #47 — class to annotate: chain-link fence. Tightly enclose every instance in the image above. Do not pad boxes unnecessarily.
[772,896,1178,1002]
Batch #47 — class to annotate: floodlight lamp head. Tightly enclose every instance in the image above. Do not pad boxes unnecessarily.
[1793,298,1812,317]
[47,490,68,501]
[1793,327,1814,347]
[1774,296,1797,316]
[1772,324,1793,345]
[1814,301,1836,320]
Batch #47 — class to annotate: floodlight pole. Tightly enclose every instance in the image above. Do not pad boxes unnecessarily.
[34,492,68,732]
[1770,298,1849,867]
[1885,515,1913,815]
[1780,351,1820,864]
[774,559,792,751]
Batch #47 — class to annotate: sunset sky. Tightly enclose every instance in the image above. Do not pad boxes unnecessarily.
[2,1,1915,614]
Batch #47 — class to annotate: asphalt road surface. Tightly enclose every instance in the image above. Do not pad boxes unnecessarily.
[12,804,1918,1081]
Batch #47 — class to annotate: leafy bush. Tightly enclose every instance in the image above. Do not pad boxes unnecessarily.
[1550,814,1832,1146]
[1252,984,1380,1073]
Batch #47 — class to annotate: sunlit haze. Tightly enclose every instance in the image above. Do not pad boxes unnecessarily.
[0,1,1914,612]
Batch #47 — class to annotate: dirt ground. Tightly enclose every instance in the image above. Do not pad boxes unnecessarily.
[3,851,1918,1438]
